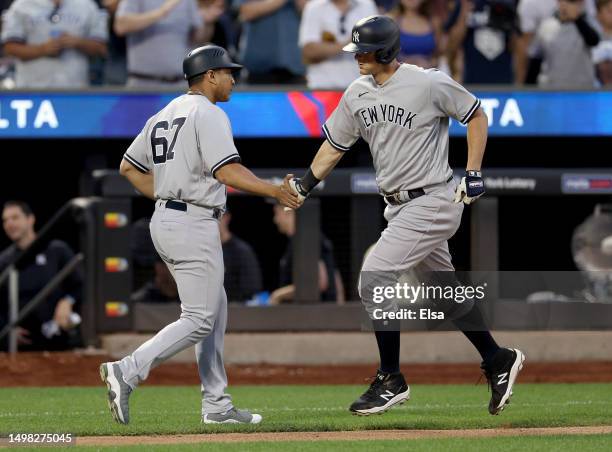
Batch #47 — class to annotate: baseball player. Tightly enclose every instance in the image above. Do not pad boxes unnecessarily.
[286,15,525,416]
[100,45,300,425]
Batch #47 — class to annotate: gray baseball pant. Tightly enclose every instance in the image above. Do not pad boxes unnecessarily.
[118,200,232,415]
[359,180,472,318]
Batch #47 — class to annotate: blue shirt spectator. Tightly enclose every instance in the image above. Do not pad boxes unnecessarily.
[234,0,305,83]
[198,0,238,56]
[447,0,517,84]
[389,0,443,69]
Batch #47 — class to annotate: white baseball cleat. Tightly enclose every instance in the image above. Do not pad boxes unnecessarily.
[100,362,132,424]
[202,408,263,424]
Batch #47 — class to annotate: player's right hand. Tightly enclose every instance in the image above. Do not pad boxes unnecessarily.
[277,174,302,210]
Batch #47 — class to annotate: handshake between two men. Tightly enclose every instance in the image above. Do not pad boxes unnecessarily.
[279,173,315,212]
[278,169,486,212]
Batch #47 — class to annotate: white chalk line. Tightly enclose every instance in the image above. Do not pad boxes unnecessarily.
[1,400,611,419]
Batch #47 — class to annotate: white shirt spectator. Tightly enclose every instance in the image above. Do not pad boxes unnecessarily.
[593,39,612,63]
[299,0,377,89]
[1,0,108,88]
[534,14,597,88]
[592,21,612,86]
[518,0,597,57]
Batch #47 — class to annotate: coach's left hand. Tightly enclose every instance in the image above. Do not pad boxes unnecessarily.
[454,170,485,205]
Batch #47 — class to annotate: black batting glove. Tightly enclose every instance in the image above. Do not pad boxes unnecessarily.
[454,170,485,204]
[291,178,310,198]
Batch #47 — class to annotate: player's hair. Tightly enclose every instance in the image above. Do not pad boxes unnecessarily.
[3,200,33,217]
[596,0,612,11]
[187,73,206,87]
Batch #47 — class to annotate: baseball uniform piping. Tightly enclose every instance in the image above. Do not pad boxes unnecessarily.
[124,153,149,173]
[322,124,351,152]
[461,98,481,125]
[211,153,241,177]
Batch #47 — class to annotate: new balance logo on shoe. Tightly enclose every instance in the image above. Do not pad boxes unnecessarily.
[380,390,395,401]
[497,372,509,385]
[349,371,410,415]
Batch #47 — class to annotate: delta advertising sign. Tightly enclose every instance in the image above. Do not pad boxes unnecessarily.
[0,90,610,138]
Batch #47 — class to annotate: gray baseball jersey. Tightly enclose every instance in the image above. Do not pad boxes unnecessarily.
[323,64,480,193]
[123,93,241,209]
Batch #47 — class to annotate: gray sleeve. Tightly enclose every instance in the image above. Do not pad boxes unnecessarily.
[1,3,26,43]
[124,125,152,173]
[322,93,360,151]
[116,0,141,17]
[430,70,481,125]
[188,0,203,30]
[197,107,241,177]
[86,3,109,42]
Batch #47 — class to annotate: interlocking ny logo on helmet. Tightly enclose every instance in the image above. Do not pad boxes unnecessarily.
[342,15,400,65]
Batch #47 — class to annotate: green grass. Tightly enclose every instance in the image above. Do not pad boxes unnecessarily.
[0,384,610,436]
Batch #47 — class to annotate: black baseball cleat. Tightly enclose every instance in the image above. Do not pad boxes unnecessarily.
[349,370,410,416]
[481,348,526,415]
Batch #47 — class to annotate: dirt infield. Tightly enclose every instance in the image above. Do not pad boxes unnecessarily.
[1,352,612,387]
[74,426,612,446]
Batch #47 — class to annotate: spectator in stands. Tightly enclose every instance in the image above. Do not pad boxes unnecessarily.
[269,204,344,304]
[516,0,598,84]
[389,0,443,68]
[130,217,178,303]
[0,201,83,351]
[446,0,520,84]
[131,256,180,303]
[114,0,207,87]
[533,0,600,88]
[219,210,263,302]
[101,0,127,85]
[299,0,377,89]
[1,0,108,88]
[130,210,264,304]
[0,0,12,14]
[0,0,16,88]
[199,0,238,55]
[234,0,305,84]
[594,0,612,85]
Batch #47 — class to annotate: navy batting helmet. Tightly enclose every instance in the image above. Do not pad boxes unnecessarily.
[342,15,400,64]
[183,45,243,80]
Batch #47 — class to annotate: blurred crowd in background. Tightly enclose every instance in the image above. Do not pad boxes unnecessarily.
[0,199,345,350]
[0,0,611,89]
